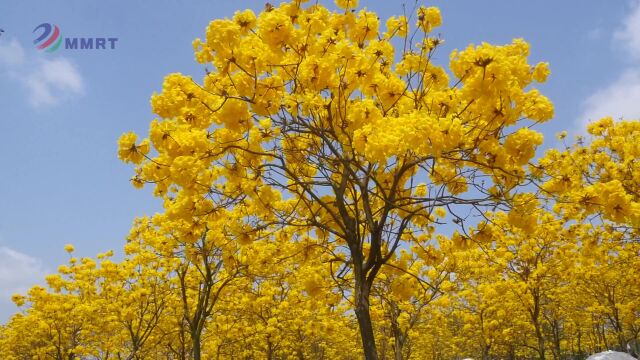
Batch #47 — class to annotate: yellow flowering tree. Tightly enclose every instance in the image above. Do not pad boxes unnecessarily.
[123,213,243,360]
[120,1,553,357]
[540,118,640,233]
[572,226,640,353]
[371,242,457,360]
[472,211,579,360]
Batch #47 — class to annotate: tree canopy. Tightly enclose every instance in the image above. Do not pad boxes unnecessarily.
[2,1,640,360]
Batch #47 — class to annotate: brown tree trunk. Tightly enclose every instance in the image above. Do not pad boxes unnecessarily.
[192,331,202,360]
[355,278,378,360]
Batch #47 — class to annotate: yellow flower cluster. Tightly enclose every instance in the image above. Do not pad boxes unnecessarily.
[540,118,640,227]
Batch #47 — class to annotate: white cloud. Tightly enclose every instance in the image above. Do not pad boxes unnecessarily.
[0,38,26,66]
[0,38,84,107]
[614,0,640,58]
[0,246,49,322]
[577,69,640,128]
[578,0,640,130]
[0,246,48,299]
[24,58,84,107]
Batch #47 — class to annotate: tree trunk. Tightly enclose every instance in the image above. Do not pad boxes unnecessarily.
[535,324,546,360]
[355,281,378,360]
[577,329,583,357]
[552,319,561,360]
[393,333,405,360]
[480,310,491,360]
[531,290,545,360]
[389,302,405,360]
[482,344,491,360]
[192,331,202,360]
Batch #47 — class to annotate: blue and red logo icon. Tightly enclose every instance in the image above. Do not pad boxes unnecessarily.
[33,23,62,52]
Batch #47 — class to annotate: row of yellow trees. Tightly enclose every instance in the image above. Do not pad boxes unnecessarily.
[2,203,638,360]
[2,1,639,359]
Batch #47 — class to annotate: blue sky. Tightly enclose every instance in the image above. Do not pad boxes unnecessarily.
[0,0,639,321]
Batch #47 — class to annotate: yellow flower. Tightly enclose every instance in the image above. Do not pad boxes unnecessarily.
[131,175,145,189]
[257,8,293,47]
[117,132,150,164]
[233,9,257,31]
[335,0,358,10]
[417,6,442,33]
[556,130,567,140]
[64,244,75,253]
[532,61,550,82]
[11,293,25,307]
[385,16,408,38]
[258,117,272,129]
